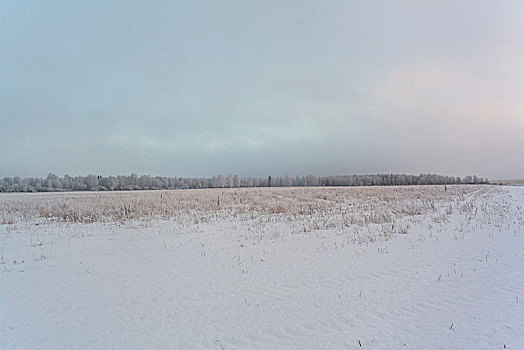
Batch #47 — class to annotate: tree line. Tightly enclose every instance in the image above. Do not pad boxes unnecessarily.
[0,173,488,192]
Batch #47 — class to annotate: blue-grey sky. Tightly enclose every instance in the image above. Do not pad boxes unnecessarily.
[1,1,523,179]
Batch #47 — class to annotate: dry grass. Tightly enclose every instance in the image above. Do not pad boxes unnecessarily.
[0,185,479,227]
[0,185,514,259]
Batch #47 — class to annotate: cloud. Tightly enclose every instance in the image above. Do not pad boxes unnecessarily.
[372,59,524,178]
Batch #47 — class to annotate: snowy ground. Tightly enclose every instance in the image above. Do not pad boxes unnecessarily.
[1,185,523,349]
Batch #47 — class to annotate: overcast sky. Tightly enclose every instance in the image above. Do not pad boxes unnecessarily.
[1,1,523,180]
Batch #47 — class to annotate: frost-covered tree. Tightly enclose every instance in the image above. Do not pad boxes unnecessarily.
[0,172,487,192]
[85,175,98,191]
[233,174,240,188]
[305,174,319,186]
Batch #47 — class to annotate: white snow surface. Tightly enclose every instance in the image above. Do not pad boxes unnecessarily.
[1,185,523,349]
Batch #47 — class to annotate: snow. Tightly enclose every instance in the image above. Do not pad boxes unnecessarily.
[1,185,523,349]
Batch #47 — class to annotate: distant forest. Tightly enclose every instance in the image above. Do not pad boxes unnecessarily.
[0,173,488,193]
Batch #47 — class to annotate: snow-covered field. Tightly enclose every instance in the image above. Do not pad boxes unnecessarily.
[1,185,523,349]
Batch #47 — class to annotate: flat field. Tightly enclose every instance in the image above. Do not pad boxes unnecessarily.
[1,185,523,349]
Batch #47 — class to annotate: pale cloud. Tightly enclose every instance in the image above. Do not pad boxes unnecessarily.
[373,59,524,178]
[1,1,523,179]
